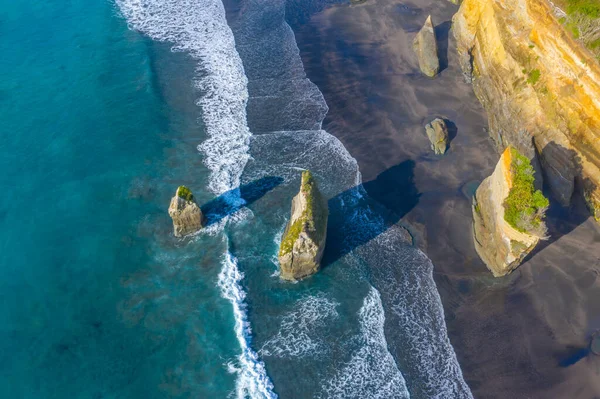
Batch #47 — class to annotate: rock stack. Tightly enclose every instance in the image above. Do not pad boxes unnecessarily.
[279,171,328,281]
[413,15,440,77]
[472,147,548,276]
[425,118,449,154]
[168,186,204,237]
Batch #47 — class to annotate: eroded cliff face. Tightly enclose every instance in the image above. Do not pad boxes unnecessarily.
[453,0,600,216]
[473,148,543,276]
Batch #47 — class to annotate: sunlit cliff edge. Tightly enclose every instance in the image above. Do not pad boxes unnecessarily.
[453,0,600,218]
[473,147,545,276]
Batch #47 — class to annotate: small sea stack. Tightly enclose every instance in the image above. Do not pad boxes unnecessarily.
[278,171,328,281]
[425,118,449,154]
[168,186,205,237]
[472,147,549,276]
[413,15,440,77]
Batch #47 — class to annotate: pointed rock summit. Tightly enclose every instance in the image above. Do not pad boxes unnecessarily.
[425,118,449,154]
[472,147,549,276]
[413,15,440,77]
[168,186,204,237]
[279,171,328,281]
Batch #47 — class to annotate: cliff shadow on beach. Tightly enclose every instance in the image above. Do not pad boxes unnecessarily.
[524,142,593,262]
[435,20,452,73]
[322,159,421,267]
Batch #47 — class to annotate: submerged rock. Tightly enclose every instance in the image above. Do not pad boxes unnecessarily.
[472,147,548,277]
[279,171,328,281]
[168,186,204,237]
[425,118,449,154]
[413,15,440,77]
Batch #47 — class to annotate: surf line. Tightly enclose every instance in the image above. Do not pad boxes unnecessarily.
[219,251,278,398]
[115,0,276,396]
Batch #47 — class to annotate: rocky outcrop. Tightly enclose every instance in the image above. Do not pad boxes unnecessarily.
[425,118,449,154]
[168,186,204,237]
[279,171,328,281]
[453,0,600,217]
[413,16,440,77]
[472,147,547,276]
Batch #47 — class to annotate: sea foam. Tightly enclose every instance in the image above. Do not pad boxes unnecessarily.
[115,0,250,195]
[319,287,410,399]
[219,251,277,399]
[115,0,274,397]
[259,294,339,359]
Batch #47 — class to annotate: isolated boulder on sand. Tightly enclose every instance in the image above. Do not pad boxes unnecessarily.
[413,15,440,77]
[279,171,328,281]
[168,186,204,237]
[425,118,449,154]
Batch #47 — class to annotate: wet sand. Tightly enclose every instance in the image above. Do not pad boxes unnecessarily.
[290,0,600,397]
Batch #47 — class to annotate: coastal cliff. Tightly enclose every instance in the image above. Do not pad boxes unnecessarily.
[453,0,600,216]
[279,171,328,280]
[473,147,548,276]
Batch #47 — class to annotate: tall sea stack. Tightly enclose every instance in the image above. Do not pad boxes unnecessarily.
[279,171,328,281]
[472,147,549,276]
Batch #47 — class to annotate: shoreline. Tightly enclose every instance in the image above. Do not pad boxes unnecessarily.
[290,0,600,397]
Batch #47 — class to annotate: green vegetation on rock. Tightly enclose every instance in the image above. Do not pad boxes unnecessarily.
[279,171,327,257]
[503,148,549,235]
[177,185,194,202]
[558,0,600,59]
[565,0,600,18]
[527,69,541,84]
[510,239,528,255]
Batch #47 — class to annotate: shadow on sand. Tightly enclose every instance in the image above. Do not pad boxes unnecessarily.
[435,20,452,72]
[524,142,593,262]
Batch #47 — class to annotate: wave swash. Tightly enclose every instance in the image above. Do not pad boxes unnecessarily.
[115,0,275,397]
[117,0,473,397]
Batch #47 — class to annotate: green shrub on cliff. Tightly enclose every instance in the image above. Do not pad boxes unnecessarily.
[527,69,541,85]
[559,0,600,59]
[177,185,194,202]
[503,148,549,235]
[565,0,600,18]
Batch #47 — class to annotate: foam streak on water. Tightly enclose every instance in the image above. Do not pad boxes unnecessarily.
[219,252,278,399]
[115,0,250,194]
[115,0,274,396]
[259,295,339,358]
[319,287,410,399]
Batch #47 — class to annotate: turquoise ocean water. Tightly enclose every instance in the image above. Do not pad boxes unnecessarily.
[1,0,472,397]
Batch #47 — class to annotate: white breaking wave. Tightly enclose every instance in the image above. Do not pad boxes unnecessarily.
[219,252,277,399]
[115,0,250,195]
[319,287,410,399]
[260,294,339,358]
[115,1,274,397]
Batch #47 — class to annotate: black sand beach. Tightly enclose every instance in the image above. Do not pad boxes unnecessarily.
[290,0,600,397]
